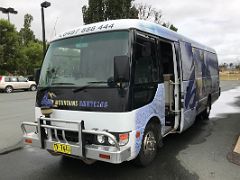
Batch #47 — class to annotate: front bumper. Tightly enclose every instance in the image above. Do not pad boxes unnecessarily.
[21,117,131,164]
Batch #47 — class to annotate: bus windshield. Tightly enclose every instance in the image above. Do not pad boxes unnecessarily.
[39,31,129,88]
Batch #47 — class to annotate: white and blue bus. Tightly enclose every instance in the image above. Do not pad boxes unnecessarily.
[22,19,220,166]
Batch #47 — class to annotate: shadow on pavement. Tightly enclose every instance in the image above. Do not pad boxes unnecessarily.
[1,94,240,180]
[1,112,240,180]
[23,119,218,180]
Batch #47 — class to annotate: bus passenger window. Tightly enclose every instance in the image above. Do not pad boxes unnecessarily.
[159,41,174,76]
[134,37,158,84]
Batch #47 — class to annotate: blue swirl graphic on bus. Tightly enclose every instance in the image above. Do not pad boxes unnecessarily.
[41,91,53,107]
[134,84,165,155]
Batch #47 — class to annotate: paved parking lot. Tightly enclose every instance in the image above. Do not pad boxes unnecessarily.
[0,81,240,179]
[0,91,36,152]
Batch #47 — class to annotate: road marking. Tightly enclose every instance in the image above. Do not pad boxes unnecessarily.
[233,136,240,154]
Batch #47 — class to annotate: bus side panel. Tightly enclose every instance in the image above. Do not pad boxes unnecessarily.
[179,41,197,132]
[203,51,211,102]
[203,51,220,105]
[133,83,165,158]
[192,48,204,114]
[209,52,220,103]
[182,79,197,131]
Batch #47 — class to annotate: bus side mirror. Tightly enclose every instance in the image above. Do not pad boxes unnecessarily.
[34,68,41,85]
[114,56,130,82]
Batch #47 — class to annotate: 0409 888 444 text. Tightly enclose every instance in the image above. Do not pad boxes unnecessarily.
[59,23,115,38]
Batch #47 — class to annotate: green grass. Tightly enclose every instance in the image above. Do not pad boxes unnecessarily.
[220,72,240,80]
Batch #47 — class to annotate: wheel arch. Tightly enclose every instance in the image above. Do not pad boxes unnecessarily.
[5,85,13,88]
[133,115,163,166]
[5,85,14,92]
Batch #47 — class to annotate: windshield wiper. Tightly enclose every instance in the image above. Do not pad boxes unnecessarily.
[73,84,92,93]
[51,83,75,85]
[88,81,108,84]
[38,83,75,92]
[73,81,108,93]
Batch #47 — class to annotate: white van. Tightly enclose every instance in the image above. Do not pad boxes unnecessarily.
[0,76,37,93]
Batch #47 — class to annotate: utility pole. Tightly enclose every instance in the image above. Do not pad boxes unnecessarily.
[40,1,51,59]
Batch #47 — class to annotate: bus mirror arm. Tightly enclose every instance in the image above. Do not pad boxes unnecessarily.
[34,68,41,85]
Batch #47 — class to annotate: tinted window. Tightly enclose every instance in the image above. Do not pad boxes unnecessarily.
[204,52,218,77]
[160,41,174,76]
[4,76,11,82]
[193,48,204,78]
[10,77,17,82]
[18,76,27,82]
[206,52,218,76]
[180,42,195,80]
[134,35,158,84]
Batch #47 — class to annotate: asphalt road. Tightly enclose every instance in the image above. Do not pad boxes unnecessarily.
[0,81,240,180]
[0,91,35,152]
[220,80,240,91]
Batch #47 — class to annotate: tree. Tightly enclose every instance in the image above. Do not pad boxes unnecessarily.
[0,14,42,75]
[19,14,35,45]
[82,0,105,24]
[136,4,156,20]
[219,63,228,72]
[135,3,178,32]
[162,22,178,32]
[104,0,138,20]
[17,41,42,75]
[17,14,42,75]
[82,0,138,24]
[235,64,240,71]
[0,19,21,74]
[82,1,178,32]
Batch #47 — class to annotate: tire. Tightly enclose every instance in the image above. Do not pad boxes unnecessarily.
[5,86,13,93]
[30,85,37,91]
[134,123,159,167]
[202,97,211,119]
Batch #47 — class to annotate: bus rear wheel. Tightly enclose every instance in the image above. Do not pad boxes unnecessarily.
[202,98,211,119]
[134,123,159,167]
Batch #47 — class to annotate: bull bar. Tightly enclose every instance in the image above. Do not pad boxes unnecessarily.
[21,116,131,164]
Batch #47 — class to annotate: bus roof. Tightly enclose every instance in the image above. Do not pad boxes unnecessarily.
[53,19,215,53]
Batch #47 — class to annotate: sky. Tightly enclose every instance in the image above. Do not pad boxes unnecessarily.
[0,0,240,64]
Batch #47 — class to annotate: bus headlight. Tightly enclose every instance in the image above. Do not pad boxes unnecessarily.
[97,135,105,144]
[119,133,129,146]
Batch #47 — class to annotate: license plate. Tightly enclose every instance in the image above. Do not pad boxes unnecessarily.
[53,143,71,154]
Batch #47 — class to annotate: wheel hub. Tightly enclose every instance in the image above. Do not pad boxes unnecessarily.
[143,131,156,155]
[6,87,12,93]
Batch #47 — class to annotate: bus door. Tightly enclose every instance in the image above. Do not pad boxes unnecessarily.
[179,41,197,132]
[159,40,181,130]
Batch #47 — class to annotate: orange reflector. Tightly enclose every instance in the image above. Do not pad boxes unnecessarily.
[136,131,141,138]
[25,139,32,144]
[99,154,110,160]
[119,133,128,140]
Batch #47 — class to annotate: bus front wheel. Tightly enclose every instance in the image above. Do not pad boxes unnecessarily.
[134,123,159,167]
